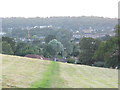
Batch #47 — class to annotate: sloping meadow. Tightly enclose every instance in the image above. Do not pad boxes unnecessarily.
[1,54,118,88]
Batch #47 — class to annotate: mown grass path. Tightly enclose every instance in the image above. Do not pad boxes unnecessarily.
[32,61,118,88]
[31,61,65,88]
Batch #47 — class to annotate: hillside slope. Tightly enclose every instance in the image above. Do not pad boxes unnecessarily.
[2,54,118,88]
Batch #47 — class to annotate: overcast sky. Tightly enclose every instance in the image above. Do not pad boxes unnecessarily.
[0,0,119,18]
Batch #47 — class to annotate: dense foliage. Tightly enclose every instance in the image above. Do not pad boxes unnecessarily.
[47,39,64,58]
[78,38,100,65]
[3,16,117,32]
[1,23,119,69]
[93,25,119,68]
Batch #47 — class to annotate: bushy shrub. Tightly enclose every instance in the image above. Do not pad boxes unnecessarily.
[66,58,75,64]
[93,61,105,67]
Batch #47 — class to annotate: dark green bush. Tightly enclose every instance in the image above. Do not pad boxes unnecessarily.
[66,58,75,64]
[93,61,105,67]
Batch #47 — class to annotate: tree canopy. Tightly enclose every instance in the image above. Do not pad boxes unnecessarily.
[47,39,64,57]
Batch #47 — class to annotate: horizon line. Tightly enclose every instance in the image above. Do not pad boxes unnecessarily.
[0,15,118,19]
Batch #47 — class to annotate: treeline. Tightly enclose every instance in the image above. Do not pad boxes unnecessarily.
[1,25,119,69]
[3,16,117,32]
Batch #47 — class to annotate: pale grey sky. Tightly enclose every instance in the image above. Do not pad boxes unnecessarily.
[0,0,119,18]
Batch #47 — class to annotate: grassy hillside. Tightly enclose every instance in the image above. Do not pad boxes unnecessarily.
[2,54,118,88]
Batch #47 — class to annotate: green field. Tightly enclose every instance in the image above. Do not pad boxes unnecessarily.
[1,54,118,88]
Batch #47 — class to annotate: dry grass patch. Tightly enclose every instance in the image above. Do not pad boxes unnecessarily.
[2,54,51,88]
[59,63,118,88]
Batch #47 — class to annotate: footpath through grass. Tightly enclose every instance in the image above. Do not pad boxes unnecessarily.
[31,61,65,88]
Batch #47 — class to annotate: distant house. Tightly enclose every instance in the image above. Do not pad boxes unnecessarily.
[25,54,54,61]
[55,58,67,63]
[24,54,67,63]
[24,54,44,60]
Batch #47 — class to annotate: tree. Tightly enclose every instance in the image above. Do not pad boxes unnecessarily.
[114,25,120,38]
[100,34,110,41]
[15,43,41,56]
[114,25,120,68]
[79,37,100,65]
[15,42,27,55]
[2,41,14,55]
[93,36,119,68]
[93,25,120,68]
[72,44,80,57]
[45,35,56,43]
[47,39,64,58]
[103,37,118,68]
[56,29,73,55]
[2,37,16,53]
[93,42,106,62]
